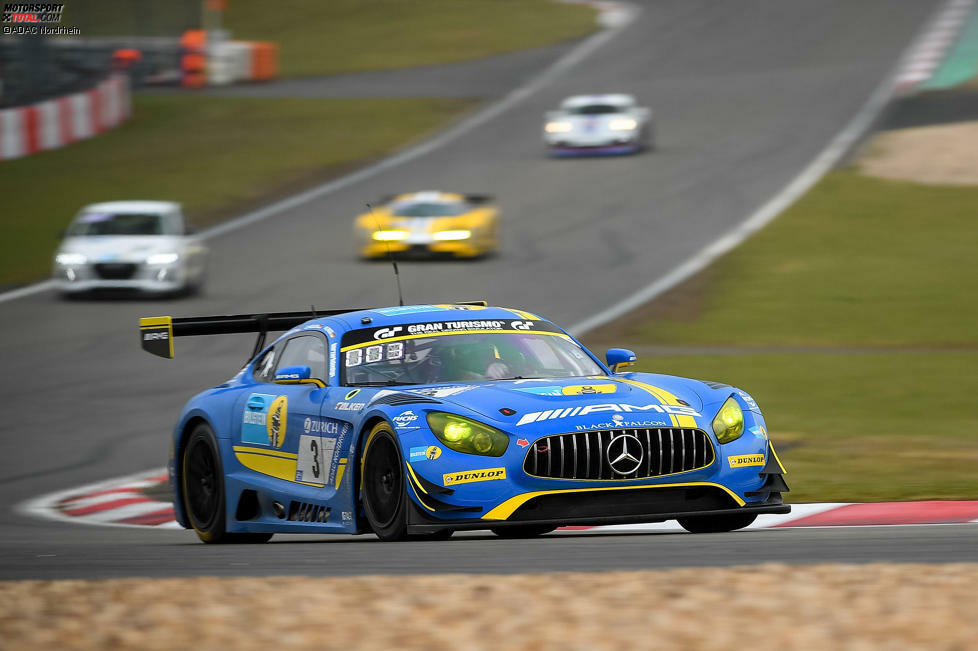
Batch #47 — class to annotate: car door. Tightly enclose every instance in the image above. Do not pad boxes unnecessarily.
[235,333,336,489]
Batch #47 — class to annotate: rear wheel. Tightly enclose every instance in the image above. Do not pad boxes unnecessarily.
[490,525,556,538]
[677,513,757,534]
[182,423,272,544]
[362,423,409,541]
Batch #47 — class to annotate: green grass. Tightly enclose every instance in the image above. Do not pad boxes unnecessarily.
[592,171,978,501]
[0,95,475,286]
[67,0,598,78]
[630,172,978,348]
[227,0,598,78]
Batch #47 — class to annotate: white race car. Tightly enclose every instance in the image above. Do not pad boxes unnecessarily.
[543,94,653,155]
[53,201,209,297]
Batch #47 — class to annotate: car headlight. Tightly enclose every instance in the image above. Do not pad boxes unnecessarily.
[146,252,179,265]
[608,118,638,131]
[372,230,408,241]
[432,230,471,241]
[426,412,509,457]
[545,121,572,133]
[55,252,87,265]
[712,396,744,444]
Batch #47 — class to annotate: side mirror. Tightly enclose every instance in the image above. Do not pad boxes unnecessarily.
[274,365,324,387]
[606,348,637,373]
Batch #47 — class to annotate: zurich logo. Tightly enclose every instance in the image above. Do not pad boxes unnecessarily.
[606,434,644,476]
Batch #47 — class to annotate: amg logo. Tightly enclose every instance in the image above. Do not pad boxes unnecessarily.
[516,403,702,426]
[143,331,168,340]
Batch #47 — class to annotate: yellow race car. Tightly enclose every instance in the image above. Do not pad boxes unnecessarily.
[355,191,499,259]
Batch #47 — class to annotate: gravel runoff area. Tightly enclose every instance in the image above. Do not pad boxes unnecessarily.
[2,563,976,649]
[859,119,978,184]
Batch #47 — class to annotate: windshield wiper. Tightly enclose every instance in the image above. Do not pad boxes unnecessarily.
[349,380,409,387]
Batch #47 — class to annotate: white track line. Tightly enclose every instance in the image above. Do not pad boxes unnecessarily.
[567,0,969,336]
[0,3,639,306]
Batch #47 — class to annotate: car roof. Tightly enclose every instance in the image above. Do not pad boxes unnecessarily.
[391,191,465,204]
[560,94,636,109]
[79,201,181,215]
[299,305,549,334]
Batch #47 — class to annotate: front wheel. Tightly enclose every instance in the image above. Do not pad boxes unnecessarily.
[182,423,272,544]
[361,423,409,541]
[677,513,757,534]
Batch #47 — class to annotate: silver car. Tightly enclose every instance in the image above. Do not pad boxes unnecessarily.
[53,201,209,297]
[543,94,653,155]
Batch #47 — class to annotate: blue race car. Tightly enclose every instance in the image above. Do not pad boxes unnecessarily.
[140,303,789,543]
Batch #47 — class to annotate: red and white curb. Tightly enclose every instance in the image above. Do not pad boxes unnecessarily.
[18,468,978,532]
[892,0,975,94]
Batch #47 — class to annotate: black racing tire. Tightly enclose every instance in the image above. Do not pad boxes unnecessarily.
[361,423,409,541]
[677,513,757,534]
[182,423,272,544]
[490,525,557,539]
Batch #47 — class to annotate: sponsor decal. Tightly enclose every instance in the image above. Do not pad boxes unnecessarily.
[612,414,624,423]
[304,323,323,330]
[739,391,759,411]
[574,419,670,431]
[517,438,530,448]
[728,454,765,468]
[409,445,442,462]
[516,403,702,427]
[516,384,617,396]
[410,385,476,398]
[342,511,352,522]
[749,425,768,440]
[443,467,506,486]
[304,417,341,435]
[335,401,366,412]
[393,410,419,429]
[242,393,289,446]
[323,325,337,338]
[143,331,168,341]
[267,396,288,447]
[374,305,442,316]
[342,319,564,349]
[329,345,337,380]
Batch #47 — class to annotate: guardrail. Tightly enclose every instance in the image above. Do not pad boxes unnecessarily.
[0,74,130,161]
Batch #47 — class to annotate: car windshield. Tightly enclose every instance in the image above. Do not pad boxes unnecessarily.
[391,201,467,218]
[67,212,166,236]
[568,104,623,115]
[341,331,604,386]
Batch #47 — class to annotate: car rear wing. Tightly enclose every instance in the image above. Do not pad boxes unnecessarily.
[139,310,356,360]
[139,301,489,360]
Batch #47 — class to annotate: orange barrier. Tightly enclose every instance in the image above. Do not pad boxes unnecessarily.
[249,42,279,81]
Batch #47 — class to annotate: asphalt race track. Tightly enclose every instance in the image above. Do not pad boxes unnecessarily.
[1,0,965,580]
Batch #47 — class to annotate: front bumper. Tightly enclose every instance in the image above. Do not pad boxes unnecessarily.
[549,143,641,156]
[54,262,187,293]
[407,485,788,534]
[360,241,490,259]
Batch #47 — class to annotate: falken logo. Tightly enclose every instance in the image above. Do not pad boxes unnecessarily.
[516,403,702,426]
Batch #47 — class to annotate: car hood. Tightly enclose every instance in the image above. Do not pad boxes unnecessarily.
[405,375,709,431]
[58,235,187,262]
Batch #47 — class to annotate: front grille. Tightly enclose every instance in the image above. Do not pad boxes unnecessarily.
[523,428,714,480]
[93,263,137,280]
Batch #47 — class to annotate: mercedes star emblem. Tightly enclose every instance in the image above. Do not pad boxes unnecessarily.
[606,434,644,475]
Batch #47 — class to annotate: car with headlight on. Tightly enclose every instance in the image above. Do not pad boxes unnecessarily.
[140,302,789,543]
[354,191,498,259]
[53,201,208,297]
[543,94,653,155]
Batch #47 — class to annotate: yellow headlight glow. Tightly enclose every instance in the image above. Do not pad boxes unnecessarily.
[426,412,509,457]
[712,397,745,444]
[372,230,408,241]
[608,118,638,131]
[545,121,572,133]
[432,230,471,241]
